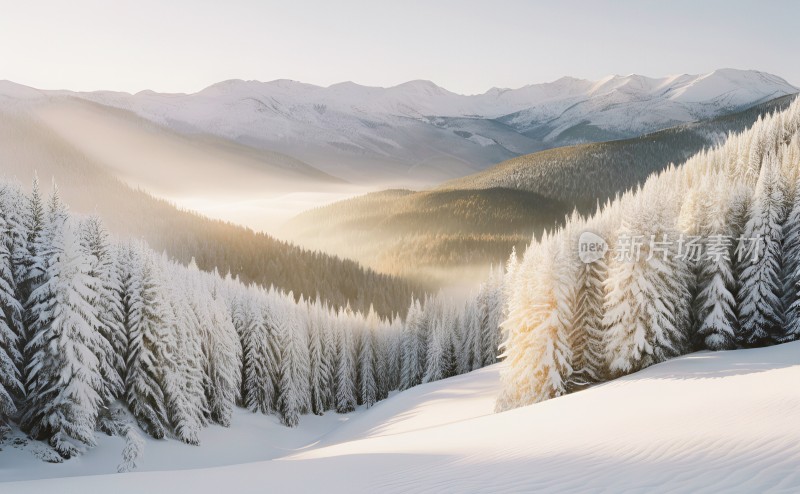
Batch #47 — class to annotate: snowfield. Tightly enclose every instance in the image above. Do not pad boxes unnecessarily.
[3,342,800,493]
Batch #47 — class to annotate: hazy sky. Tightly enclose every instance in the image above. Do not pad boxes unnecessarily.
[1,0,797,95]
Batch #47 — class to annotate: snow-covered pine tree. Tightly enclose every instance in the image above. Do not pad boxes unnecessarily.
[1,184,29,357]
[423,318,447,383]
[334,305,357,413]
[566,217,608,390]
[695,179,737,350]
[399,297,423,390]
[79,216,125,406]
[473,288,488,371]
[276,294,311,427]
[161,261,206,445]
[451,301,466,376]
[737,154,786,346]
[496,236,539,411]
[727,183,754,332]
[307,297,329,415]
[677,183,704,350]
[19,177,46,302]
[117,423,145,473]
[203,279,241,427]
[117,241,142,380]
[18,178,47,400]
[374,315,391,401]
[0,187,22,423]
[423,295,458,383]
[358,306,378,408]
[453,303,469,376]
[479,268,504,367]
[496,233,573,411]
[21,218,105,458]
[125,250,171,439]
[501,247,519,347]
[241,290,275,414]
[781,145,800,341]
[604,190,692,376]
[261,289,282,404]
[443,302,458,378]
[387,314,403,391]
[321,301,338,411]
[182,264,240,428]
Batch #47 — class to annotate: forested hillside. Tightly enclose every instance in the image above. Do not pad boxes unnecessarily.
[0,109,419,317]
[283,188,565,285]
[497,97,800,410]
[446,94,799,210]
[284,95,798,286]
[0,181,506,462]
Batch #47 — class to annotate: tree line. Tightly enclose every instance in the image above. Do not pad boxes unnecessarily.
[0,181,504,463]
[497,99,800,411]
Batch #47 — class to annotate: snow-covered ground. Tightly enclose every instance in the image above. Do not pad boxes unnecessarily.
[3,342,800,493]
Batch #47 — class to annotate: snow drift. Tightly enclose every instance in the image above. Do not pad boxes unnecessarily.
[3,341,800,493]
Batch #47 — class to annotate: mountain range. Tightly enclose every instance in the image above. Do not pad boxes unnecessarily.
[281,93,798,285]
[80,69,800,184]
[3,69,795,186]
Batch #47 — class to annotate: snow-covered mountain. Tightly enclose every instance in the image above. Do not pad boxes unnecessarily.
[66,68,797,184]
[0,69,795,185]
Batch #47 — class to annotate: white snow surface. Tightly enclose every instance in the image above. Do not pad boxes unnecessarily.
[3,341,800,493]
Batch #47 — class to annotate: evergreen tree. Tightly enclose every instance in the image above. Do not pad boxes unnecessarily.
[781,168,800,341]
[21,219,104,458]
[478,268,504,367]
[0,188,22,423]
[241,291,275,414]
[422,296,458,383]
[695,181,737,350]
[19,177,47,399]
[79,216,125,405]
[374,315,391,401]
[399,297,424,390]
[358,306,378,408]
[203,279,242,427]
[567,222,607,389]
[455,300,475,375]
[496,234,573,411]
[307,298,329,415]
[321,302,338,411]
[164,267,206,445]
[276,295,310,427]
[334,306,357,413]
[604,193,691,375]
[737,155,785,346]
[125,251,171,439]
[387,315,403,391]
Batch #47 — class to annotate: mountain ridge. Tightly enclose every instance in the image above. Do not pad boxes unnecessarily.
[3,69,795,185]
[281,93,799,286]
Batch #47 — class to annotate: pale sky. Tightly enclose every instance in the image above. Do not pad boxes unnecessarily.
[0,0,797,95]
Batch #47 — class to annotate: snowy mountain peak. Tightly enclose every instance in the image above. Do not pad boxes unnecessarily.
[0,80,46,100]
[10,69,795,185]
[391,79,452,96]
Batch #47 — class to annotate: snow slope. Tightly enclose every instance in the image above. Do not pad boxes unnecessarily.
[4,341,800,493]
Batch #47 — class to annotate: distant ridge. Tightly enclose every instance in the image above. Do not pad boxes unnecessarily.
[2,69,794,185]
